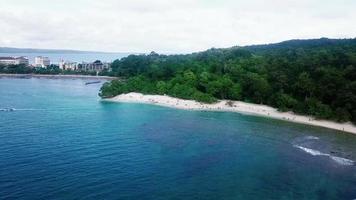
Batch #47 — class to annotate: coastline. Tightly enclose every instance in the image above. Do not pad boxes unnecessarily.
[0,73,117,80]
[105,92,356,135]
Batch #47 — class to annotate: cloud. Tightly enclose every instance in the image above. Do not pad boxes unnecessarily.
[0,0,355,53]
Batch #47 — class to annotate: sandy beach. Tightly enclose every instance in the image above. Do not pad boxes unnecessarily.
[105,92,356,135]
[0,73,117,80]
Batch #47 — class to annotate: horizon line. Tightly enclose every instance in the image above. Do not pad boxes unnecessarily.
[1,37,355,55]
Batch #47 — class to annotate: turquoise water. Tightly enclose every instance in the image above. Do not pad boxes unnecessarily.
[0,78,356,200]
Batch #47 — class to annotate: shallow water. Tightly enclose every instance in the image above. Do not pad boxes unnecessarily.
[0,78,356,199]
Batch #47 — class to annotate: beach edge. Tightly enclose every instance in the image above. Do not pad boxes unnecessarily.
[104,92,356,135]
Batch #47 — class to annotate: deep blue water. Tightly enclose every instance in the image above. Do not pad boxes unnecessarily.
[0,78,356,200]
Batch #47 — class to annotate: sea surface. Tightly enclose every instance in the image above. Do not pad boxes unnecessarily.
[0,52,129,64]
[0,78,356,200]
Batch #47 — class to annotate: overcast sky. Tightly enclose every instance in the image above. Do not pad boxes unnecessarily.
[0,0,355,53]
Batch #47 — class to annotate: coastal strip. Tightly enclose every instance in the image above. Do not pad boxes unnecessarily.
[105,92,356,135]
[0,73,117,80]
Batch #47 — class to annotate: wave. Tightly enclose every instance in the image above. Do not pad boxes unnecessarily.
[0,108,15,112]
[294,145,327,156]
[294,145,354,166]
[330,156,355,166]
[0,108,45,112]
[13,108,45,111]
[292,135,320,146]
[304,136,319,140]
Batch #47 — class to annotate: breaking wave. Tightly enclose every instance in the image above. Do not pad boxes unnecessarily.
[0,108,45,112]
[304,136,319,140]
[330,156,355,166]
[291,135,320,146]
[295,145,326,156]
[294,145,354,166]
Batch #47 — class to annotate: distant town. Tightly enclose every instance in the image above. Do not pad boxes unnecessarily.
[0,56,111,73]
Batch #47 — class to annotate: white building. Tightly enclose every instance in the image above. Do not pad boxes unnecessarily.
[34,56,50,68]
[59,60,78,70]
[16,56,30,65]
[79,60,110,72]
[0,56,29,66]
[0,57,17,65]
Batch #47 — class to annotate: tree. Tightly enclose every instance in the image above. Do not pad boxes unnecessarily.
[294,72,314,100]
[156,81,167,95]
[99,38,356,124]
[274,93,298,112]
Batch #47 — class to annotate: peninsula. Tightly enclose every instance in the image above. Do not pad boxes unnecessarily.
[100,38,356,133]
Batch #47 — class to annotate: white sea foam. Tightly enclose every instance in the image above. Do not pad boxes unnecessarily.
[330,156,354,166]
[294,145,327,156]
[304,136,320,140]
[0,108,45,112]
[294,145,354,166]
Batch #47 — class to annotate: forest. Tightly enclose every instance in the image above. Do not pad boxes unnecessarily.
[99,38,356,123]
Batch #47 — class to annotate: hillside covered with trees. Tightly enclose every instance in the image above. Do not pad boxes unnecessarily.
[100,38,356,124]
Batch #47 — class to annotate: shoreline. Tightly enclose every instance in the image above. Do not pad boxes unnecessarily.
[0,73,117,80]
[105,92,356,135]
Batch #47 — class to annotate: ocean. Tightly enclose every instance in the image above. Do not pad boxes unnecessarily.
[0,78,355,199]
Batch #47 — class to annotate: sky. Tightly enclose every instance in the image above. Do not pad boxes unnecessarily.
[0,0,355,53]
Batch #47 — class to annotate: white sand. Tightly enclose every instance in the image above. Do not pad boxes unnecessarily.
[105,92,356,135]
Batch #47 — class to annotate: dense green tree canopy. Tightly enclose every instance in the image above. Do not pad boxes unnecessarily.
[100,38,356,123]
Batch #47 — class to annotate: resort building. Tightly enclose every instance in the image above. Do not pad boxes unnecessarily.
[16,57,30,65]
[34,56,50,68]
[79,60,110,72]
[0,57,17,65]
[59,60,79,70]
[0,56,29,66]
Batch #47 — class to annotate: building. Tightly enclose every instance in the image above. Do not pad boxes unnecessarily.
[79,60,110,72]
[16,56,30,65]
[34,56,50,68]
[59,60,78,70]
[0,57,17,65]
[0,56,29,66]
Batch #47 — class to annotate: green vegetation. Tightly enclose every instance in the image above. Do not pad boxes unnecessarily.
[99,38,355,124]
